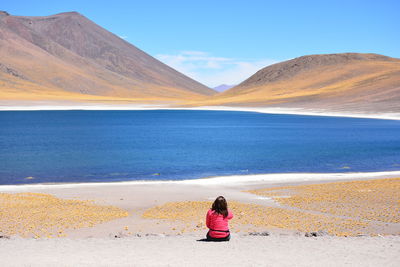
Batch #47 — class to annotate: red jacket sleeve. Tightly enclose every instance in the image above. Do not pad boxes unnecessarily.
[227,210,233,220]
[206,209,211,228]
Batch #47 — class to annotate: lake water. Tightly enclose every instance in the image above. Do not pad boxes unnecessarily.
[1,110,400,185]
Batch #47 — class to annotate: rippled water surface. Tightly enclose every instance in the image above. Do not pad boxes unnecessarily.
[1,110,400,184]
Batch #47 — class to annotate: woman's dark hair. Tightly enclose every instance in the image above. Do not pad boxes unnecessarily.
[211,196,228,217]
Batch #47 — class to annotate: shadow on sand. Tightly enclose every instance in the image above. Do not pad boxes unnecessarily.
[196,238,230,242]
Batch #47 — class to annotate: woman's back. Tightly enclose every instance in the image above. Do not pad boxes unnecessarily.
[206,209,233,238]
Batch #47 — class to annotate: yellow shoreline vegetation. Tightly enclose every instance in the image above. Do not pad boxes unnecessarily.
[143,201,371,236]
[0,193,129,238]
[143,178,400,237]
[248,178,400,224]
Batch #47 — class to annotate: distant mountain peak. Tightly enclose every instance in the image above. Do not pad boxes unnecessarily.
[213,84,235,92]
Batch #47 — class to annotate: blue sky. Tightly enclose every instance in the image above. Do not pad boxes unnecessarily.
[3,0,399,87]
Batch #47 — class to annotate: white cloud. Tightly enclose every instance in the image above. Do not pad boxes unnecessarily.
[156,51,277,88]
[119,35,128,39]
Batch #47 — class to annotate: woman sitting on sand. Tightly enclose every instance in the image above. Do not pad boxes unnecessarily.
[206,196,233,241]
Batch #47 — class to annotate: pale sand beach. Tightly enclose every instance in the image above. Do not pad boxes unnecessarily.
[1,172,400,266]
[1,101,400,121]
[1,235,399,267]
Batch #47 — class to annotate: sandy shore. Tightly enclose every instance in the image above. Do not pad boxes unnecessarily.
[1,101,399,121]
[1,172,400,266]
[1,235,399,267]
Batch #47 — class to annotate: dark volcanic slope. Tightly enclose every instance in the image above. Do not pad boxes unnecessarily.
[209,53,400,112]
[0,11,215,101]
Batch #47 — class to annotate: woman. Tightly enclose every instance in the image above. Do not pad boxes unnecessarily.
[206,196,233,241]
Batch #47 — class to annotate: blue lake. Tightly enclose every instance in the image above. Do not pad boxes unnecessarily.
[0,110,400,185]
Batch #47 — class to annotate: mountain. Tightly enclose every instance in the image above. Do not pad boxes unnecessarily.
[203,53,400,113]
[0,11,215,103]
[1,12,399,113]
[213,84,235,92]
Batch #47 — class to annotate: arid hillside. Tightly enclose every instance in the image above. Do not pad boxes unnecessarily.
[199,53,400,113]
[0,11,215,103]
[1,11,399,113]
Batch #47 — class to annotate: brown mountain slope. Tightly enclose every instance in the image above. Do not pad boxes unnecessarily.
[199,53,400,113]
[0,11,215,102]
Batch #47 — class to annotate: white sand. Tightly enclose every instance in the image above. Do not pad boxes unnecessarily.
[0,101,399,121]
[1,170,400,191]
[1,235,399,267]
[1,171,400,239]
[192,106,400,121]
[1,173,399,266]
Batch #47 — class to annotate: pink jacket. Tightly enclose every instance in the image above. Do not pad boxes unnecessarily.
[206,209,233,238]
